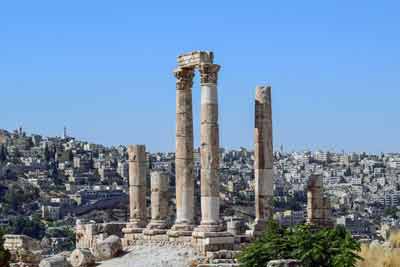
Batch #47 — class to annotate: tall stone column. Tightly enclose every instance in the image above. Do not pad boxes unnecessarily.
[122,145,147,246]
[144,171,169,236]
[169,67,196,237]
[197,63,221,232]
[253,86,274,235]
[192,62,234,254]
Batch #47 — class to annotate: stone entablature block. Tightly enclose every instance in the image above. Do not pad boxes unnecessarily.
[177,51,214,68]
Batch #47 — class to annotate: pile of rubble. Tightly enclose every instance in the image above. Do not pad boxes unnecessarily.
[4,232,123,267]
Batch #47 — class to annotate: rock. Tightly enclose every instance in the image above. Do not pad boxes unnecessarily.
[93,235,122,261]
[39,255,71,267]
[70,249,95,267]
[267,259,302,267]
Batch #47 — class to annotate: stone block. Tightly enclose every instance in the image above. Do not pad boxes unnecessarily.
[267,259,302,267]
[192,231,234,255]
[39,255,70,267]
[177,51,213,68]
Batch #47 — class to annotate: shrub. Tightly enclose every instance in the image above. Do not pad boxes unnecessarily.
[238,220,361,267]
[357,231,400,267]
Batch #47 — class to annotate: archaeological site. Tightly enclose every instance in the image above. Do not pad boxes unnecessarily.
[4,51,332,267]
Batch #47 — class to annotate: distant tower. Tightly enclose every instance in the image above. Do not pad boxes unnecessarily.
[63,126,68,139]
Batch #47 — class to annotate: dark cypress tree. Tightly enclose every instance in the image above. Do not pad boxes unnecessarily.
[43,143,50,162]
[0,145,6,162]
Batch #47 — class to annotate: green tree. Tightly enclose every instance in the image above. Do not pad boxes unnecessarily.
[238,220,290,267]
[0,145,7,163]
[384,207,398,219]
[43,143,50,162]
[3,184,39,212]
[238,221,362,267]
[8,215,46,240]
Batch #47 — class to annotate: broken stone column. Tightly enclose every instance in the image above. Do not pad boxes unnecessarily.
[93,235,122,261]
[122,145,147,245]
[252,85,274,236]
[307,174,323,226]
[307,174,333,228]
[144,171,169,236]
[169,67,196,239]
[39,255,70,267]
[70,249,95,267]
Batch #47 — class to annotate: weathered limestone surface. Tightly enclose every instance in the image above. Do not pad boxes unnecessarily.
[39,255,70,267]
[144,171,169,236]
[97,243,196,267]
[267,259,302,267]
[93,235,122,261]
[197,63,222,232]
[169,67,196,237]
[252,85,274,236]
[122,145,147,246]
[177,51,213,68]
[70,249,95,267]
[76,222,125,250]
[307,174,333,227]
[192,231,234,255]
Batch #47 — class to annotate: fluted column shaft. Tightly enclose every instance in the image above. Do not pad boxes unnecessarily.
[173,67,195,230]
[128,144,147,228]
[198,63,221,231]
[254,86,273,224]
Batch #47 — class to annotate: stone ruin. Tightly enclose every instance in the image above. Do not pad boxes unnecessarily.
[4,234,42,267]
[4,51,330,267]
[306,174,334,228]
[75,222,125,251]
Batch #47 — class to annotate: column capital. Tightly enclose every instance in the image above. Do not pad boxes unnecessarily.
[174,67,194,83]
[199,64,220,84]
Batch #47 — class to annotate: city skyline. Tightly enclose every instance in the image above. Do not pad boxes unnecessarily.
[1,1,400,153]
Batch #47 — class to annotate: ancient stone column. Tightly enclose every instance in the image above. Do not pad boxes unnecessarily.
[307,174,333,228]
[169,67,196,236]
[253,86,274,235]
[197,63,221,232]
[144,171,169,235]
[123,145,147,232]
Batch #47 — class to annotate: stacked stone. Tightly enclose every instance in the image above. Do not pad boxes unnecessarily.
[144,171,169,236]
[122,145,147,245]
[192,58,234,254]
[252,85,274,236]
[307,174,332,227]
[197,63,222,232]
[169,67,196,238]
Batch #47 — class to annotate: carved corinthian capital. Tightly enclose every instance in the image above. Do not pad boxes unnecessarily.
[199,64,220,84]
[174,67,195,90]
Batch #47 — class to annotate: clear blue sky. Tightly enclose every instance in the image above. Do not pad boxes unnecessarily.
[1,1,399,153]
